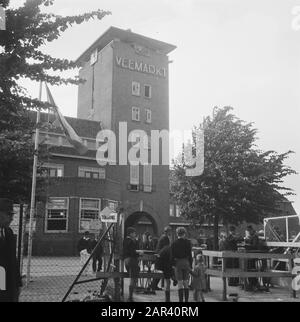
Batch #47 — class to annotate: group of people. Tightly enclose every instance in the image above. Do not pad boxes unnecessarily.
[122,225,206,302]
[77,231,103,274]
[0,195,272,303]
[218,225,269,291]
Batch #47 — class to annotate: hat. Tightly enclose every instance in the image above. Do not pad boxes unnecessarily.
[0,198,14,214]
[127,227,136,235]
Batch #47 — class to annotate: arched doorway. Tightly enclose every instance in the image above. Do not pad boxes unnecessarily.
[125,211,158,238]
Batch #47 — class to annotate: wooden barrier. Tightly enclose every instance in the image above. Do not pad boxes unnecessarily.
[96,272,164,279]
[202,250,296,301]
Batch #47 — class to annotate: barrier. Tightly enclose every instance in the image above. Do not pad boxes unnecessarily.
[202,250,297,301]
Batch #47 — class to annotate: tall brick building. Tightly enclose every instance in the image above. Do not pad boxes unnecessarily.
[31,27,176,255]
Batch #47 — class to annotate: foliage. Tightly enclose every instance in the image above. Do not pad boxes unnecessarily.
[0,0,110,202]
[171,107,297,247]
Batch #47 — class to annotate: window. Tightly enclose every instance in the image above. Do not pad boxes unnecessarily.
[42,163,64,178]
[79,198,101,232]
[170,204,175,217]
[145,108,152,123]
[175,205,181,217]
[46,198,68,232]
[132,106,140,121]
[144,85,152,99]
[129,163,139,191]
[143,164,152,192]
[78,167,106,179]
[129,184,139,191]
[132,81,140,96]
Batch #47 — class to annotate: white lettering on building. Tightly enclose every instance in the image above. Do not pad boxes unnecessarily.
[115,56,167,78]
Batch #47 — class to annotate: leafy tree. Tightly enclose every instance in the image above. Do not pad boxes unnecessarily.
[171,106,297,249]
[0,0,110,202]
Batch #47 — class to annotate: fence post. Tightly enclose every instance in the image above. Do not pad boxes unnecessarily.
[222,255,227,301]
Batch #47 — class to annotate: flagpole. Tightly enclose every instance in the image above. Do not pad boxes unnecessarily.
[26,81,43,286]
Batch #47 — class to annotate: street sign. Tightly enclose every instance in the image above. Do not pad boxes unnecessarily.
[100,207,118,223]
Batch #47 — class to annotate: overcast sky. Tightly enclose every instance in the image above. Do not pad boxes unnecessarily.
[11,0,300,212]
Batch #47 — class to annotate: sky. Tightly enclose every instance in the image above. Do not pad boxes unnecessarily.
[9,0,300,212]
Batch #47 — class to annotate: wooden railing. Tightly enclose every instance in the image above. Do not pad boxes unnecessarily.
[202,250,297,301]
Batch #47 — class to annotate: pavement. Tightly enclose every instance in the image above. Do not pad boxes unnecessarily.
[19,256,300,302]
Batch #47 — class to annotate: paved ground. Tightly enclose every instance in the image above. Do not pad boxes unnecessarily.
[20,275,300,302]
[19,257,300,302]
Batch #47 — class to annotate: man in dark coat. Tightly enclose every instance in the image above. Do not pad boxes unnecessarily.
[0,198,22,302]
[89,235,103,273]
[156,226,172,251]
[77,231,91,275]
[122,227,140,302]
[151,226,172,291]
[155,245,174,302]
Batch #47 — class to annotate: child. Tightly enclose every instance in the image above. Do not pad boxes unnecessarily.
[190,254,206,302]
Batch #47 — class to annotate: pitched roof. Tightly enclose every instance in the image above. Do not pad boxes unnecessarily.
[27,111,102,139]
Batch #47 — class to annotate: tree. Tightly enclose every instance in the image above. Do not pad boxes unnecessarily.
[0,0,111,202]
[171,106,297,249]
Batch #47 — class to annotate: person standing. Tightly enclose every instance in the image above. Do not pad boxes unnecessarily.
[219,232,227,251]
[89,235,103,274]
[77,231,91,275]
[155,245,174,302]
[223,226,240,286]
[157,226,172,251]
[0,198,22,302]
[151,226,172,291]
[122,227,140,302]
[190,254,206,302]
[147,235,155,251]
[171,227,193,302]
[244,225,260,291]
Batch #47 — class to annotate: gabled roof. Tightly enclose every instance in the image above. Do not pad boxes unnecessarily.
[76,26,176,64]
[27,111,102,139]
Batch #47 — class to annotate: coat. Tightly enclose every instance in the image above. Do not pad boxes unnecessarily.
[0,227,22,302]
[77,237,90,253]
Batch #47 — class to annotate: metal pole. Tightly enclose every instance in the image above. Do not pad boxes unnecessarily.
[286,217,289,242]
[26,81,42,286]
[17,204,24,272]
[62,223,114,302]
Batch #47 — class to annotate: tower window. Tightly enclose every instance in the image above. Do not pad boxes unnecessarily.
[145,108,152,123]
[143,164,152,192]
[144,85,152,99]
[129,163,139,191]
[132,107,140,121]
[132,81,140,96]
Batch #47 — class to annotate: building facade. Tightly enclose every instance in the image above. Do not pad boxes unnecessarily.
[30,27,176,255]
[76,27,176,239]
